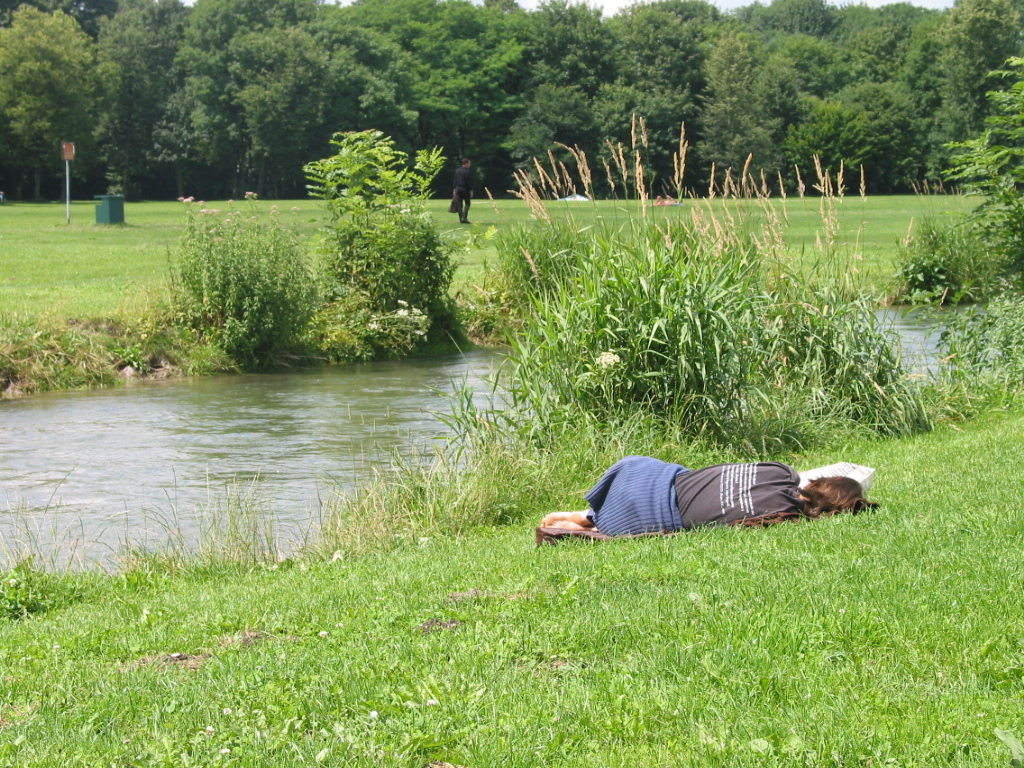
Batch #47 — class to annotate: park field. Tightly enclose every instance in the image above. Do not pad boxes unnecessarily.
[1,410,1023,766]
[0,193,973,318]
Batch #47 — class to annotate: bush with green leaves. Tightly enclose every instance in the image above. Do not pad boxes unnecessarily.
[320,211,454,319]
[305,131,456,352]
[308,293,431,362]
[172,201,319,367]
[947,57,1024,275]
[894,217,1002,304]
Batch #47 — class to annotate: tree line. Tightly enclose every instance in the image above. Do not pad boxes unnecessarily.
[0,0,1021,201]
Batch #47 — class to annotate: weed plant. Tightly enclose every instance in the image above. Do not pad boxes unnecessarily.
[941,291,1024,389]
[893,216,1002,304]
[306,132,460,354]
[172,200,319,367]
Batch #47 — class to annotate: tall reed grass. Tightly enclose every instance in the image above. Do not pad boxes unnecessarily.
[492,134,926,449]
[496,218,925,452]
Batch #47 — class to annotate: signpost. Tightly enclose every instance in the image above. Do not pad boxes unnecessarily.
[61,142,75,224]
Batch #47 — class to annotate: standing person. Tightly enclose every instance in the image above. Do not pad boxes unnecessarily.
[540,456,877,535]
[453,158,473,224]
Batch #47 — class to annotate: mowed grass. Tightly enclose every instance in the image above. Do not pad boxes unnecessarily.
[0,194,973,317]
[2,411,1024,766]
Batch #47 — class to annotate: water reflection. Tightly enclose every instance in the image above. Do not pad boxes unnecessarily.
[875,306,950,372]
[0,350,503,565]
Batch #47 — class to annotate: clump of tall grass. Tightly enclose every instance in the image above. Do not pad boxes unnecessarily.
[497,218,925,452]
[942,292,1024,388]
[479,134,928,455]
[893,217,1003,304]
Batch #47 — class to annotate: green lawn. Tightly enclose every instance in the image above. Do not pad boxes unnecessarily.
[1,194,973,318]
[2,411,1023,766]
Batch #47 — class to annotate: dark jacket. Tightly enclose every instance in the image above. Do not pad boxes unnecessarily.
[453,165,472,193]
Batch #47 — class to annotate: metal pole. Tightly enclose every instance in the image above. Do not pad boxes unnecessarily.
[65,159,70,224]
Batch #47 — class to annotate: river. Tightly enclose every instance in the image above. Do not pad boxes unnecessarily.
[0,350,504,567]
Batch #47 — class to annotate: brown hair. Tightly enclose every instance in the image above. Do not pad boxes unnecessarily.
[800,476,878,518]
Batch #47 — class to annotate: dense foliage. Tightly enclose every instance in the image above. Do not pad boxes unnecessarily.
[893,216,1001,303]
[1,0,1022,201]
[172,200,319,366]
[303,131,457,360]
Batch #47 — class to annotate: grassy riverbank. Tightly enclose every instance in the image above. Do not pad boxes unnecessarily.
[2,194,971,317]
[0,193,973,398]
[2,411,1023,766]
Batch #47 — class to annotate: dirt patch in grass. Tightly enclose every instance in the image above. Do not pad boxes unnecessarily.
[417,618,464,634]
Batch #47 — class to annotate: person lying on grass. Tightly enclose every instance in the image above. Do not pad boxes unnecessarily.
[540,456,877,536]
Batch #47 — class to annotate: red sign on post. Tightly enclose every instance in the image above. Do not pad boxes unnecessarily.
[61,142,75,161]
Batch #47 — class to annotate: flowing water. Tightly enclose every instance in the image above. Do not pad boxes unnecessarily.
[875,306,951,373]
[0,311,949,566]
[0,350,504,566]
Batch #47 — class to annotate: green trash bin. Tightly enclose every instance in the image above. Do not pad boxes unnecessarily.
[94,194,125,224]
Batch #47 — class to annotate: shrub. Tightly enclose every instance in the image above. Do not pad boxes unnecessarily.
[172,202,319,367]
[308,293,431,362]
[946,57,1024,275]
[305,131,457,352]
[321,211,455,318]
[893,217,1001,304]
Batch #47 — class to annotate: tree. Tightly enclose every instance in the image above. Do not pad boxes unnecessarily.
[509,83,597,167]
[699,32,801,180]
[738,0,838,39]
[230,25,329,196]
[934,0,1020,148]
[521,0,615,99]
[0,7,106,199]
[312,15,418,151]
[335,0,524,195]
[174,0,321,196]
[840,81,924,191]
[773,35,849,99]
[97,0,188,198]
[1,0,118,39]
[947,57,1024,271]
[783,99,870,182]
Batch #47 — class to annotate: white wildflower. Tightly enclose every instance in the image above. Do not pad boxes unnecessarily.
[396,309,409,317]
[596,351,621,369]
[318,630,329,638]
